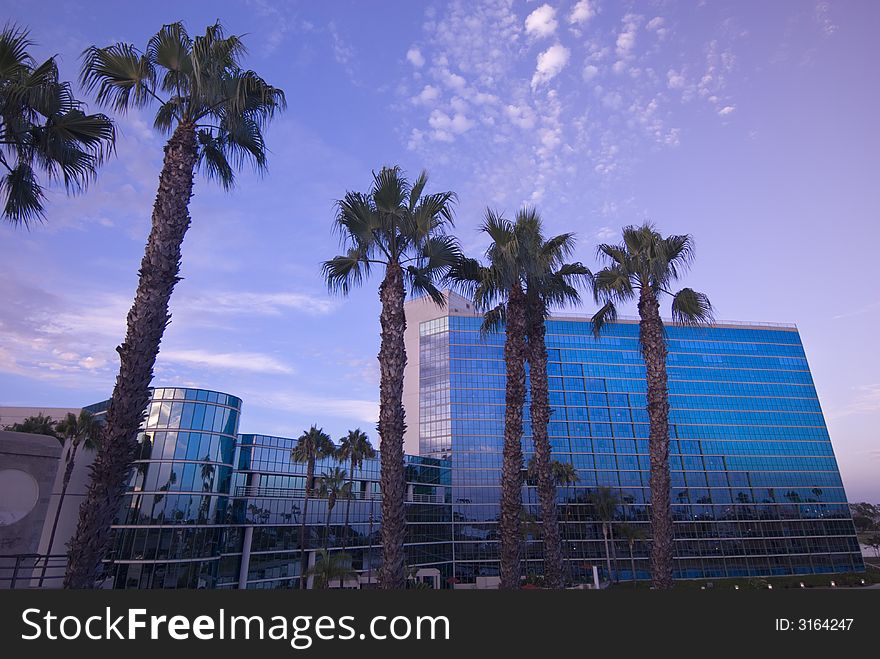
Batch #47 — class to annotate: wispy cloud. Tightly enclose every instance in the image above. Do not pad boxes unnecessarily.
[827,384,880,420]
[182,290,337,317]
[160,349,293,374]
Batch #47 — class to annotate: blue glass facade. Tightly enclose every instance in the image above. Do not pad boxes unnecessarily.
[418,313,864,582]
[96,308,863,588]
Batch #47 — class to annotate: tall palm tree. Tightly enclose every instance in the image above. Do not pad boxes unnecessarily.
[64,22,285,589]
[589,223,713,589]
[0,25,115,226]
[290,425,335,589]
[45,412,102,558]
[518,210,589,589]
[616,522,646,587]
[307,549,356,589]
[323,166,458,589]
[315,466,352,552]
[336,429,376,551]
[586,486,621,584]
[450,209,528,590]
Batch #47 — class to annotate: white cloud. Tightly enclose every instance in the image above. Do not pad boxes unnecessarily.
[412,84,440,105]
[255,391,378,425]
[595,226,617,241]
[646,16,668,39]
[185,291,336,316]
[505,104,537,130]
[718,105,735,116]
[569,0,596,25]
[428,109,475,141]
[525,4,558,38]
[583,64,600,81]
[160,349,293,374]
[406,47,425,67]
[667,69,686,89]
[531,43,570,89]
[439,69,467,90]
[616,13,641,58]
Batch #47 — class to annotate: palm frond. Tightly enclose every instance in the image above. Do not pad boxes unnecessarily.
[196,129,234,188]
[591,266,635,303]
[322,249,370,296]
[80,43,156,113]
[481,303,506,336]
[590,301,618,338]
[1,161,45,226]
[671,288,714,326]
[147,23,193,94]
[407,266,445,306]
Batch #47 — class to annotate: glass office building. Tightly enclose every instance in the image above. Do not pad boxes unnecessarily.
[89,299,861,588]
[416,298,863,582]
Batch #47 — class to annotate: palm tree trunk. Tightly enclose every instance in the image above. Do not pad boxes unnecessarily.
[602,524,612,584]
[629,541,637,588]
[342,459,355,551]
[500,285,526,589]
[299,457,315,589]
[638,285,674,589]
[527,294,562,589]
[609,522,618,582]
[45,442,78,559]
[64,123,198,589]
[377,261,407,589]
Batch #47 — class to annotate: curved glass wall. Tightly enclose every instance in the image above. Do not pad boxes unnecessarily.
[107,388,242,589]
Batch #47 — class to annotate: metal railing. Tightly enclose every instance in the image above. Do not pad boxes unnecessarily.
[0,554,69,589]
[233,486,444,504]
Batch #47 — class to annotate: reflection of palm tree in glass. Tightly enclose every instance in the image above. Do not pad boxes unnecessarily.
[316,467,352,552]
[307,549,356,589]
[290,425,335,589]
[150,471,177,522]
[527,457,579,584]
[198,456,216,523]
[616,523,646,587]
[586,486,621,583]
[335,429,375,551]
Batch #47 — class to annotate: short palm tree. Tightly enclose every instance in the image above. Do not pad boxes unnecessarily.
[589,223,713,589]
[586,486,621,583]
[64,22,285,589]
[336,429,376,551]
[527,457,580,584]
[45,411,102,558]
[323,166,458,589]
[307,549,356,589]
[291,425,336,589]
[0,25,115,226]
[519,210,589,589]
[616,522,646,587]
[450,209,528,590]
[315,466,352,552]
[4,413,61,442]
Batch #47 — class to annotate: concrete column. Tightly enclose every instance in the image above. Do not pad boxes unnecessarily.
[237,526,254,589]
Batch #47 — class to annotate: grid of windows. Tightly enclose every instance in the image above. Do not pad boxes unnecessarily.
[421,314,863,582]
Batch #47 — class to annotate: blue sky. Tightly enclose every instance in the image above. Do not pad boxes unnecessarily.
[1,1,877,501]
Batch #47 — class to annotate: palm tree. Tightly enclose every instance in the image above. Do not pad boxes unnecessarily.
[450,209,528,590]
[527,457,580,585]
[586,486,621,584]
[290,425,335,589]
[64,22,285,589]
[315,466,352,552]
[307,549,357,589]
[323,166,458,589]
[0,25,115,226]
[336,429,376,551]
[519,209,589,589]
[4,413,62,443]
[589,223,713,589]
[616,523,646,587]
[44,412,102,558]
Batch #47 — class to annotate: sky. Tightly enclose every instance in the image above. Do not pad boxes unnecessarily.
[0,0,877,501]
